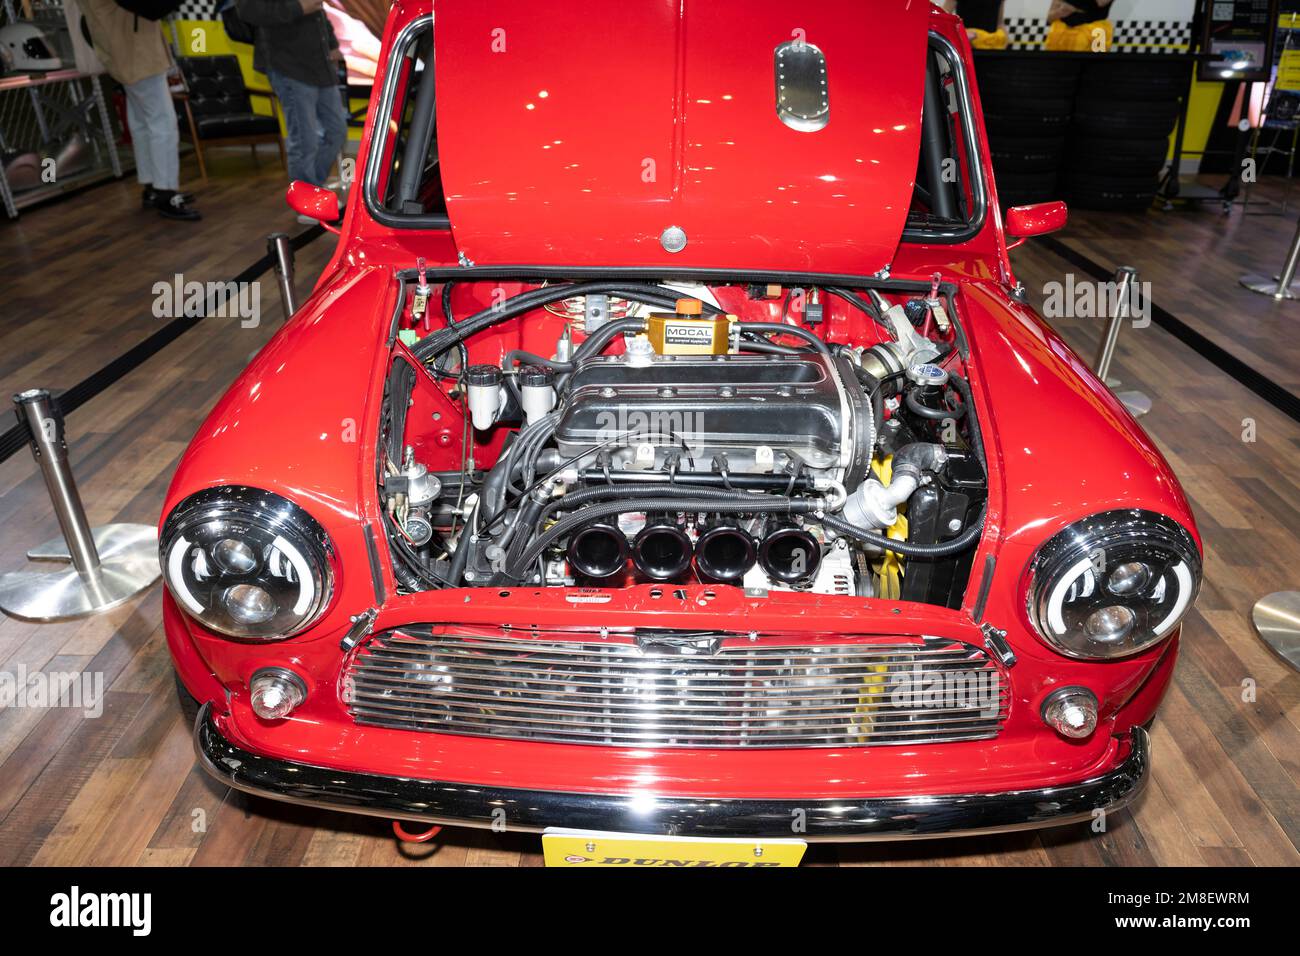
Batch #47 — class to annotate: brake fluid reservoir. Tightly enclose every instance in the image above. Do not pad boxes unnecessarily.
[519,365,556,424]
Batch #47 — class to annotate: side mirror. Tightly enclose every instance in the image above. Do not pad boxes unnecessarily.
[286,181,341,231]
[1005,201,1067,248]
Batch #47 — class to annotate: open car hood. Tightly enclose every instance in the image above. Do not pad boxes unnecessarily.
[433,0,930,275]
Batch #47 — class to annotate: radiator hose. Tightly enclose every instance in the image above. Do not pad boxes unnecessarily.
[819,510,985,559]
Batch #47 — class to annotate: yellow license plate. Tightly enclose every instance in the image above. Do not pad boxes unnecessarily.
[542,828,807,868]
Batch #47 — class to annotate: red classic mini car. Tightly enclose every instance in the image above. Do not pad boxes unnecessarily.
[162,0,1200,861]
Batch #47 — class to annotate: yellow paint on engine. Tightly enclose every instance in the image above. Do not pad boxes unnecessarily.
[870,455,908,601]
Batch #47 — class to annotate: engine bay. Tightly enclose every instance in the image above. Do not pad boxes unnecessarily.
[377,275,987,608]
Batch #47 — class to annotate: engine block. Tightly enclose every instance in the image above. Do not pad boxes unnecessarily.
[554,351,874,486]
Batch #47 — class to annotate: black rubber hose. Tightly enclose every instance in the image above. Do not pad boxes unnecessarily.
[480,432,520,520]
[500,494,822,583]
[570,317,646,361]
[391,557,425,593]
[868,374,884,437]
[446,518,474,585]
[905,388,966,421]
[735,322,831,355]
[475,412,561,537]
[504,349,574,372]
[823,286,891,330]
[555,317,649,391]
[737,337,802,355]
[499,494,546,564]
[388,515,452,587]
[821,509,985,558]
[947,373,986,468]
[535,484,759,529]
[515,411,561,492]
[891,441,948,476]
[441,281,455,324]
[415,283,721,360]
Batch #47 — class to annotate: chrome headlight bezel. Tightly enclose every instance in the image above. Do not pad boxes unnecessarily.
[160,486,335,641]
[1025,509,1201,660]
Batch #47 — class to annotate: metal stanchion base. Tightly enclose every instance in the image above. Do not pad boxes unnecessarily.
[0,523,159,621]
[1239,273,1300,300]
[1115,390,1153,418]
[1251,591,1300,671]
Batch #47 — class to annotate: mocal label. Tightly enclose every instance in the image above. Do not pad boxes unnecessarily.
[646,314,733,354]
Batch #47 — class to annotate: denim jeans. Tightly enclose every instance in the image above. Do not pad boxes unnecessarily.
[124,71,180,191]
[267,70,348,186]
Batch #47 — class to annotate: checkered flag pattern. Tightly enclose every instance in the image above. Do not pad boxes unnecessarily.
[1003,17,1192,53]
[1111,20,1193,53]
[173,0,221,20]
[1004,16,1048,48]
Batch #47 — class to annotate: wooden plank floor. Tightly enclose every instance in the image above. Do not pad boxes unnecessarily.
[1052,177,1300,394]
[0,162,1296,866]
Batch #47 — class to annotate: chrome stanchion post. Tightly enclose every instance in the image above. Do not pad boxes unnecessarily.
[0,390,160,621]
[1093,266,1136,382]
[1091,266,1152,418]
[268,233,298,319]
[19,390,100,576]
[1240,215,1300,299]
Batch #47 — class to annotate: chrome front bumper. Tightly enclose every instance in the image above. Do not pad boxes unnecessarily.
[194,704,1150,842]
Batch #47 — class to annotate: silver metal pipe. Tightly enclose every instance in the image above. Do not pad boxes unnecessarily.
[268,233,298,319]
[1093,266,1138,382]
[12,389,101,578]
[1239,215,1300,299]
[1276,218,1300,293]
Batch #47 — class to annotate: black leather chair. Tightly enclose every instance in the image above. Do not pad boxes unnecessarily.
[173,55,285,183]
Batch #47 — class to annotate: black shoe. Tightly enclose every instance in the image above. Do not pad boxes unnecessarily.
[154,189,202,221]
[144,186,195,209]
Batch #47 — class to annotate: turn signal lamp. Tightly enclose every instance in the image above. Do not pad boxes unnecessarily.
[249,668,307,720]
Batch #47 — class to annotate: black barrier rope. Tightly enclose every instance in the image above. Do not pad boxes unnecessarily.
[1037,234,1300,426]
[0,224,327,465]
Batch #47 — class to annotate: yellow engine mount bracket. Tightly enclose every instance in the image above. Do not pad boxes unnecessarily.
[870,455,909,600]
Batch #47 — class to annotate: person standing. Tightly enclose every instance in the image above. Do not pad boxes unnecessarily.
[237,0,348,200]
[80,0,201,220]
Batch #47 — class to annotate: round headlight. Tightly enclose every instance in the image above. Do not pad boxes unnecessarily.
[160,486,334,640]
[1026,509,1200,660]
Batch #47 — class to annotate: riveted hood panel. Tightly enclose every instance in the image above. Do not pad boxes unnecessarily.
[433,0,930,274]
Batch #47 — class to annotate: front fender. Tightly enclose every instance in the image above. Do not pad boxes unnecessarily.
[958,279,1199,662]
[160,265,398,640]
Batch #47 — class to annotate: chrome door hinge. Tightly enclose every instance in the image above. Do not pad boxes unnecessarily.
[980,623,1017,667]
[339,607,378,652]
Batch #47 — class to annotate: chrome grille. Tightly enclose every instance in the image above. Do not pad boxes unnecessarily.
[344,628,1010,748]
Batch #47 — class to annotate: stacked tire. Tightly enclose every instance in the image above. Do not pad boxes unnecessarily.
[976,57,1082,206]
[1059,59,1185,211]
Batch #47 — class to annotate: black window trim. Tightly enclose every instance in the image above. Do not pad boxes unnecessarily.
[901,31,989,245]
[363,13,449,230]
